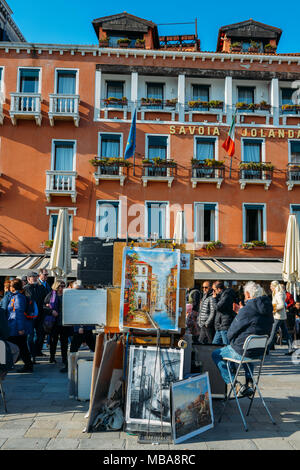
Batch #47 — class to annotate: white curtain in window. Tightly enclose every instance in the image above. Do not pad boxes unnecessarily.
[98,203,119,239]
[57,71,76,95]
[291,142,300,164]
[147,203,166,239]
[101,136,120,158]
[243,142,261,162]
[147,83,163,100]
[54,143,74,171]
[238,87,254,104]
[196,139,215,160]
[193,85,209,101]
[20,69,39,93]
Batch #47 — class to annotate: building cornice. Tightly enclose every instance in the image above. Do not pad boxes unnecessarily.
[0,42,299,65]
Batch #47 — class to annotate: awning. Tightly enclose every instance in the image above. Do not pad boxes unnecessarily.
[194,258,283,281]
[0,254,77,278]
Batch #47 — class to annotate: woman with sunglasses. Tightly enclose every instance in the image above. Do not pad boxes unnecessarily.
[43,280,72,372]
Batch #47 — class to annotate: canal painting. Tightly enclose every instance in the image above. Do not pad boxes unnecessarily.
[171,373,214,444]
[119,247,181,331]
[125,346,184,427]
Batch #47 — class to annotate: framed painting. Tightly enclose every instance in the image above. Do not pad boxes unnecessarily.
[119,247,181,331]
[171,372,214,444]
[125,346,184,428]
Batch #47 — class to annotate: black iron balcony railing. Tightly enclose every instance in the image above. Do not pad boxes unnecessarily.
[191,161,225,179]
[287,163,300,182]
[142,160,177,178]
[239,162,274,180]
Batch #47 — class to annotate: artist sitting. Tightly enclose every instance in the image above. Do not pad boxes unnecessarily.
[212,282,273,398]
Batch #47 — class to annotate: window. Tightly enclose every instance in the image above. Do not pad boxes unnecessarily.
[106,81,124,99]
[147,135,168,161]
[244,204,265,242]
[108,34,143,48]
[192,85,210,109]
[195,203,217,242]
[53,141,75,171]
[96,201,120,239]
[56,70,77,95]
[291,206,300,232]
[237,86,255,104]
[281,88,294,107]
[195,137,215,160]
[49,213,72,240]
[99,134,121,158]
[242,139,263,178]
[18,68,40,93]
[146,202,168,239]
[146,82,164,107]
[290,141,300,164]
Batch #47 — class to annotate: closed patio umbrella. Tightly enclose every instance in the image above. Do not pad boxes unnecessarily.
[173,211,187,243]
[49,208,72,281]
[282,214,300,298]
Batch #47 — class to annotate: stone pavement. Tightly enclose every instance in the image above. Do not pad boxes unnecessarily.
[0,345,300,451]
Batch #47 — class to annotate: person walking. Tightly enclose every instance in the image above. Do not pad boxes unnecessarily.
[212,281,274,397]
[37,269,52,294]
[6,279,33,373]
[44,280,72,372]
[267,281,294,355]
[212,281,236,346]
[24,271,48,361]
[197,281,215,344]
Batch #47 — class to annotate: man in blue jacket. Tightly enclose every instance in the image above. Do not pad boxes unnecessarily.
[212,281,274,397]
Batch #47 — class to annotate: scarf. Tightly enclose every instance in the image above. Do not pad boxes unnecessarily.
[49,290,59,311]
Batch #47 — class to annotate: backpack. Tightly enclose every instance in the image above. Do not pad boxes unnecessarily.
[24,295,38,320]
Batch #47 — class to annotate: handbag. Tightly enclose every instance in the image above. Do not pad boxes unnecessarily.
[43,313,56,333]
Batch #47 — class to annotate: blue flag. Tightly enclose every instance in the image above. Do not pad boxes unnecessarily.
[124,109,137,160]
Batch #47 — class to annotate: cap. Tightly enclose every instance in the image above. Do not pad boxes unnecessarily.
[21,275,28,282]
[27,271,38,278]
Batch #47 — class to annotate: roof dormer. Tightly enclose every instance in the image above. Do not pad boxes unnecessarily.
[92,12,160,49]
[217,19,282,54]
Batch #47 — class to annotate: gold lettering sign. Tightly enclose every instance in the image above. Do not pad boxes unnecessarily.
[169,126,300,139]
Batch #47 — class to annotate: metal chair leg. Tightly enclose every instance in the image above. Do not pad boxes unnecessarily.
[245,365,275,425]
[0,380,7,414]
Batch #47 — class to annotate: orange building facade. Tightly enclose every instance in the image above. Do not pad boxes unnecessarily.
[0,12,299,279]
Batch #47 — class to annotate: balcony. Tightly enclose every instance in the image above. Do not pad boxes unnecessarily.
[286,163,300,191]
[49,94,80,127]
[185,101,224,123]
[141,160,177,187]
[10,93,42,126]
[235,102,272,125]
[45,170,77,203]
[239,162,274,190]
[191,160,225,189]
[91,158,130,186]
[138,99,178,121]
[280,105,300,126]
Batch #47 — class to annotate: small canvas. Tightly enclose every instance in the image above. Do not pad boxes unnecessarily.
[63,289,107,326]
[126,346,184,428]
[119,247,181,331]
[171,372,214,444]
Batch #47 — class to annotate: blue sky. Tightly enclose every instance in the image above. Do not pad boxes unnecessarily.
[8,0,299,52]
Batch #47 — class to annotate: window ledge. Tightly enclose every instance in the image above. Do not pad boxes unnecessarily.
[94,174,126,186]
[239,178,272,190]
[142,175,174,188]
[191,177,223,189]
[286,180,300,191]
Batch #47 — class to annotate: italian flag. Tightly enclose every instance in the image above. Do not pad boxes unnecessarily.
[222,114,236,157]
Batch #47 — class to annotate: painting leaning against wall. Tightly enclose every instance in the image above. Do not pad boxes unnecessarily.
[119,247,181,331]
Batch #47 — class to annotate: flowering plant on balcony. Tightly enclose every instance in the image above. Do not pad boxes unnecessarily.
[117,38,130,44]
[165,98,178,107]
[104,96,128,106]
[208,100,224,109]
[282,104,300,112]
[141,97,163,106]
[236,101,271,111]
[264,43,277,53]
[239,162,274,171]
[99,33,109,47]
[248,41,260,52]
[206,240,222,252]
[188,100,209,109]
[242,241,267,250]
[89,157,131,167]
[142,157,176,167]
[135,38,145,48]
[230,41,242,52]
[191,158,224,167]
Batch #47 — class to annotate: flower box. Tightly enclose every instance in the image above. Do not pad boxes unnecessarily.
[90,158,131,168]
[141,98,162,106]
[99,40,109,47]
[104,97,128,106]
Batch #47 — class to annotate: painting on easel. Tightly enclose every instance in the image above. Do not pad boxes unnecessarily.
[119,247,181,331]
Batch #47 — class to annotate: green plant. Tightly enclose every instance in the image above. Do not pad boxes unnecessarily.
[239,162,274,171]
[188,100,209,108]
[136,38,145,44]
[90,157,131,167]
[117,38,130,44]
[249,40,260,49]
[264,43,276,52]
[242,241,267,250]
[208,100,224,108]
[44,240,54,248]
[231,42,242,49]
[71,241,78,250]
[206,240,222,252]
[192,158,224,167]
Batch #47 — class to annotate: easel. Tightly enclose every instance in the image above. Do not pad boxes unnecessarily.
[85,240,194,437]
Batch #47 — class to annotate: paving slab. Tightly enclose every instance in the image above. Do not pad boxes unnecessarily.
[1,438,50,450]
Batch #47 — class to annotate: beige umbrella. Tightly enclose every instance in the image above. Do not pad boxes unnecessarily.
[173,210,187,243]
[282,214,300,297]
[49,208,72,281]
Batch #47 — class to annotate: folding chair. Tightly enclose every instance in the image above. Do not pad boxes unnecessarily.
[0,340,8,413]
[218,335,276,432]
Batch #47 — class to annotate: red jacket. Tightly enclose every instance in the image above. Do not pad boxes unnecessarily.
[285,292,295,310]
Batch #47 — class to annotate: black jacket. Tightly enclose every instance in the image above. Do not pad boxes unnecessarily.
[24,283,48,316]
[0,307,9,341]
[188,288,201,312]
[198,289,215,328]
[227,295,274,358]
[213,288,236,331]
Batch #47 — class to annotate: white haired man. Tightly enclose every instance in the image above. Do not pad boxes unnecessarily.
[212,281,274,397]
